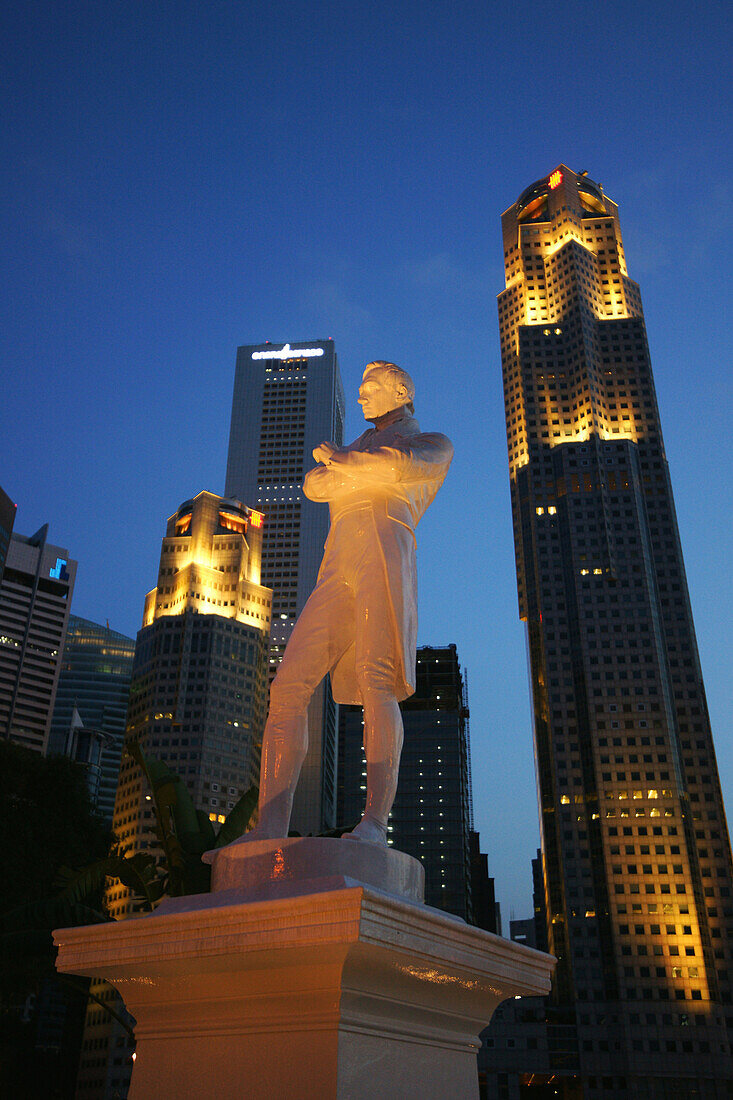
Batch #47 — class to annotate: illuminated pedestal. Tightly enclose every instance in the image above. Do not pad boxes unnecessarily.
[55,850,554,1099]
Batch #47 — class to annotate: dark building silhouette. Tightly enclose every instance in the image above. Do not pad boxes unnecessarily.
[510,918,538,951]
[486,165,733,1098]
[0,484,16,583]
[338,644,479,922]
[471,829,500,934]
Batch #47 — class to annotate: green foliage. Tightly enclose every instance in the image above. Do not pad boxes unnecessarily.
[0,737,260,1093]
[0,741,111,1001]
[55,845,166,913]
[0,741,111,913]
[214,785,259,848]
[104,739,259,903]
[56,976,135,1040]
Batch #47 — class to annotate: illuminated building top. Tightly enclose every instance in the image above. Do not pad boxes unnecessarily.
[142,490,271,632]
[498,164,645,478]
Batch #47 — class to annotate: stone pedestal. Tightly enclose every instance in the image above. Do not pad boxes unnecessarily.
[54,841,554,1099]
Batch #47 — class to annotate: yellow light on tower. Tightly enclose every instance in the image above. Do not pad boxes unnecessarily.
[548,169,563,190]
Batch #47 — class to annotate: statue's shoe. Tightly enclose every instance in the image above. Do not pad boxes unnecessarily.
[343,815,388,846]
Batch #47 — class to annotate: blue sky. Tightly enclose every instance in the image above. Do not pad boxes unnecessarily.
[2,0,731,920]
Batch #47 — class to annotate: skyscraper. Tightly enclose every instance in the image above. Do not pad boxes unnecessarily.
[0,525,76,753]
[49,615,136,823]
[225,339,345,835]
[495,166,733,1096]
[107,491,271,919]
[0,484,16,583]
[338,644,476,922]
[76,492,273,1100]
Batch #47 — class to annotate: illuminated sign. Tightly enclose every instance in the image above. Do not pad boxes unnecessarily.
[252,343,324,361]
[548,170,563,190]
[249,511,264,528]
[49,558,69,580]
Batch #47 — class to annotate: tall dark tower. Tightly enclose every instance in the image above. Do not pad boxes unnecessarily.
[338,644,475,922]
[497,166,733,1097]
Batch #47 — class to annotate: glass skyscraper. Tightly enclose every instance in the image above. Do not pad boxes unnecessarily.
[224,339,344,835]
[489,166,733,1098]
[49,615,135,823]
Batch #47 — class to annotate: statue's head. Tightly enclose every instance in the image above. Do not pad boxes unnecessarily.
[358,361,415,421]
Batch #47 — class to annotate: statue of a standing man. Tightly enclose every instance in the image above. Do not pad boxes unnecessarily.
[247,360,453,845]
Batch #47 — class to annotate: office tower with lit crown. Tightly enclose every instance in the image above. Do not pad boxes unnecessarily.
[0,525,76,752]
[106,492,271,921]
[49,616,136,823]
[225,339,344,835]
[495,166,733,1097]
[75,492,272,1100]
[338,644,476,922]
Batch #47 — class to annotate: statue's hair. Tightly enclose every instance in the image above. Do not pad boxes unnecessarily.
[363,361,415,411]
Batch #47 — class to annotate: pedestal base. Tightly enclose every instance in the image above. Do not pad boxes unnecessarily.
[198,834,426,905]
[55,884,554,1099]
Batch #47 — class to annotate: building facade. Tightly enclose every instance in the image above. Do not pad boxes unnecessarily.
[338,644,476,922]
[48,616,136,823]
[225,339,345,835]
[106,491,271,920]
[0,525,76,753]
[493,166,733,1097]
[76,492,272,1100]
[0,484,16,583]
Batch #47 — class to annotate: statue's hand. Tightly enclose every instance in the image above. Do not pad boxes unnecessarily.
[312,441,338,465]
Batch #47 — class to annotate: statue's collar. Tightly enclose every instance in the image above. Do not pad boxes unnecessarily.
[367,405,412,432]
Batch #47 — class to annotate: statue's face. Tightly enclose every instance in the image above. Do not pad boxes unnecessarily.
[358,369,408,420]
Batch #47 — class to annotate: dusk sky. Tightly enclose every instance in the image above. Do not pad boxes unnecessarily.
[3,0,731,920]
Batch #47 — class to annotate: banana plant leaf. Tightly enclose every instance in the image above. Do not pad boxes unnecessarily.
[56,975,135,1039]
[195,809,217,851]
[173,789,214,856]
[126,739,186,891]
[55,849,164,913]
[214,785,258,848]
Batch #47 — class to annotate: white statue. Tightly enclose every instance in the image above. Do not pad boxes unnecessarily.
[246,361,453,845]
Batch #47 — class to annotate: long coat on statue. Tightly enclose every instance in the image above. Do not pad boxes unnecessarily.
[302,409,453,706]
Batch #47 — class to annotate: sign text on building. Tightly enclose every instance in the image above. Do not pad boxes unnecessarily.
[252,344,324,361]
